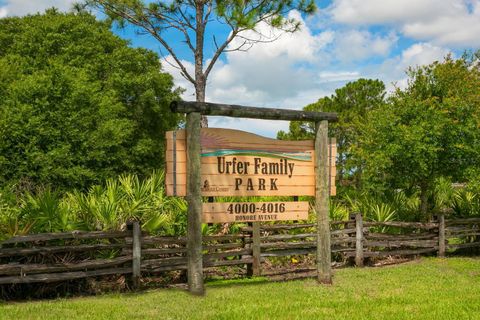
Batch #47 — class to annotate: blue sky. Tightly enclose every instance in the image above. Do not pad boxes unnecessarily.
[1,0,480,137]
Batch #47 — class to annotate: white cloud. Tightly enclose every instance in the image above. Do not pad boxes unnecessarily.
[0,0,76,17]
[375,43,452,91]
[159,38,454,137]
[204,10,336,107]
[402,11,480,46]
[333,30,398,62]
[330,0,453,25]
[225,10,334,63]
[0,7,8,18]
[161,55,197,100]
[160,11,342,136]
[318,71,361,83]
[328,0,480,47]
[400,43,451,67]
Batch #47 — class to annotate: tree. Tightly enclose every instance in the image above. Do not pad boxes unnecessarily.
[0,10,181,191]
[87,0,316,126]
[278,79,386,190]
[357,57,480,218]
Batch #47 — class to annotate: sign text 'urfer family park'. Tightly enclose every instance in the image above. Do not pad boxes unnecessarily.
[166,128,336,223]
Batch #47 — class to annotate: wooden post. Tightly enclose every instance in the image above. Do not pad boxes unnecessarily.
[246,223,253,277]
[251,222,261,276]
[355,213,364,267]
[132,220,141,289]
[438,213,446,257]
[315,120,332,284]
[186,112,204,295]
[171,101,338,122]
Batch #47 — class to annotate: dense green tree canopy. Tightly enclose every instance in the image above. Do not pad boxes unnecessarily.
[357,57,480,216]
[0,10,181,191]
[278,56,480,218]
[278,78,386,189]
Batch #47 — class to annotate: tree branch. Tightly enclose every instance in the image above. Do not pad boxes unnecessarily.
[141,19,196,85]
[145,9,196,53]
[204,28,239,79]
[95,1,196,85]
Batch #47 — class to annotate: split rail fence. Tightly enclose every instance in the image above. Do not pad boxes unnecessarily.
[1,215,479,286]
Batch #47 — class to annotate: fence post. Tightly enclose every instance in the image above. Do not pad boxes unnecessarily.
[438,213,446,257]
[245,223,252,277]
[355,212,364,267]
[186,111,204,295]
[315,120,332,284]
[132,220,141,289]
[251,222,261,276]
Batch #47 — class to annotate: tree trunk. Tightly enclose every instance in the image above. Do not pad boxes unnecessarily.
[195,2,208,128]
[420,183,429,220]
[195,80,208,128]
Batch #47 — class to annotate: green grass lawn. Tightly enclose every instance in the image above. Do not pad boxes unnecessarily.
[1,257,480,320]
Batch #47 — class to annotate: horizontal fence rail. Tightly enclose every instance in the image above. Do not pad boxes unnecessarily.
[0,229,133,285]
[445,218,480,250]
[1,215,479,286]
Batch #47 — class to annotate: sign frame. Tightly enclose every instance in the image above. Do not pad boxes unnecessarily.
[169,100,338,295]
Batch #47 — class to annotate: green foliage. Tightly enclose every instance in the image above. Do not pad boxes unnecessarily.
[0,186,35,240]
[329,200,349,222]
[214,0,315,31]
[93,0,317,38]
[278,79,386,191]
[449,176,480,218]
[452,190,480,217]
[432,177,456,213]
[389,190,421,221]
[66,171,188,234]
[0,171,188,239]
[357,57,480,217]
[343,193,396,223]
[0,10,181,191]
[21,188,78,233]
[279,55,480,220]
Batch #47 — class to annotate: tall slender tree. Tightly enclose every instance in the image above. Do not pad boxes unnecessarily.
[87,0,316,126]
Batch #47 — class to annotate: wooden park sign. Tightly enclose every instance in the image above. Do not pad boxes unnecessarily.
[166,128,336,198]
[166,128,336,223]
[168,101,338,295]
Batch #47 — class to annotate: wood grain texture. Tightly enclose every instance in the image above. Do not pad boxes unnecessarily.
[166,128,336,197]
[202,201,309,223]
[355,213,364,267]
[0,243,128,257]
[170,101,338,122]
[131,221,141,288]
[0,256,132,276]
[185,112,204,295]
[0,267,132,284]
[315,120,332,284]
[1,231,130,245]
[438,214,446,257]
[251,222,261,276]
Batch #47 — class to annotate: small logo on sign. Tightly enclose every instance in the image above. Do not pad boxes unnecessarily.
[201,180,229,192]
